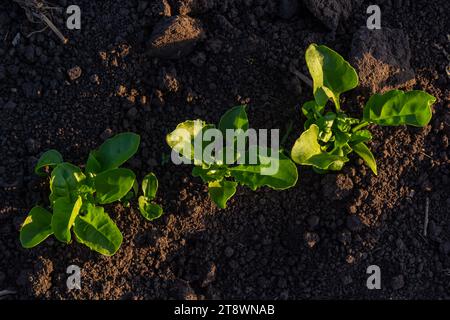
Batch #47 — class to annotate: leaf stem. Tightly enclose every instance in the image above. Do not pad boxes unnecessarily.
[352,121,369,132]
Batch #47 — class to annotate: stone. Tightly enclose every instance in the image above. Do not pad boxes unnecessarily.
[127,107,138,119]
[351,27,415,94]
[391,275,405,290]
[149,15,205,59]
[224,246,234,258]
[304,231,320,248]
[67,66,82,81]
[302,0,357,31]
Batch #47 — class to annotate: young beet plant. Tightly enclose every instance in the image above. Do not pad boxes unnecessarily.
[20,133,163,256]
[291,44,436,174]
[166,106,298,208]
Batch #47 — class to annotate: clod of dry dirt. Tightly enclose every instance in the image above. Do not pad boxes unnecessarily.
[170,0,215,15]
[351,27,416,93]
[149,15,205,59]
[67,66,82,81]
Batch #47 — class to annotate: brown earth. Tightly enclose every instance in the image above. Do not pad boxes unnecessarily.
[0,0,449,299]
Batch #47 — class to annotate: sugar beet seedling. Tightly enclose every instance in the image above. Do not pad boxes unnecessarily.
[20,133,163,256]
[291,44,436,174]
[166,106,298,208]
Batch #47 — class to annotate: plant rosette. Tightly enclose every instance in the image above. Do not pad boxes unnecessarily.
[166,105,298,208]
[291,44,436,175]
[20,133,163,256]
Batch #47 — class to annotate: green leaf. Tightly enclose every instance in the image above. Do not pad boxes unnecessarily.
[218,105,249,133]
[291,124,348,170]
[94,168,136,204]
[349,130,372,145]
[305,43,358,109]
[363,90,436,127]
[20,206,53,248]
[138,196,164,221]
[49,163,85,203]
[230,147,298,190]
[86,152,102,174]
[51,196,82,243]
[35,150,63,176]
[302,100,324,119]
[353,142,377,175]
[95,133,140,172]
[141,173,158,200]
[166,120,211,162]
[208,180,237,209]
[73,205,123,256]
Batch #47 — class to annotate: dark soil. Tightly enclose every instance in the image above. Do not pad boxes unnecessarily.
[0,0,449,299]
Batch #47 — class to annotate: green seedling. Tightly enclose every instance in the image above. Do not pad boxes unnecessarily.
[291,44,436,175]
[138,172,163,221]
[20,133,141,256]
[166,105,298,209]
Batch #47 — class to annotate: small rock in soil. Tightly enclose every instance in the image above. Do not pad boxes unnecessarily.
[322,174,354,200]
[67,66,82,81]
[127,107,138,119]
[342,275,353,285]
[224,246,234,258]
[148,15,205,59]
[25,138,37,154]
[302,0,354,31]
[304,231,320,248]
[22,82,36,98]
[190,51,207,67]
[391,275,405,290]
[100,128,113,140]
[351,27,415,93]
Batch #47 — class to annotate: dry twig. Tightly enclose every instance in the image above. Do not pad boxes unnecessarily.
[289,65,313,88]
[13,0,68,43]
